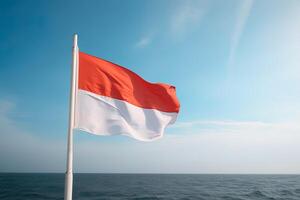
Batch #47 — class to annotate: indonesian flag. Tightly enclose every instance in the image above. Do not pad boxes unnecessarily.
[74,52,180,141]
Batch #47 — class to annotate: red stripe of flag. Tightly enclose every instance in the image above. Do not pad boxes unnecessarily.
[78,52,180,113]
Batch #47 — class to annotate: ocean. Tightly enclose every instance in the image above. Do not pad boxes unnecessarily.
[0,173,299,200]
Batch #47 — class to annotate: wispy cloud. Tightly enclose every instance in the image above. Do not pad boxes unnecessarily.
[134,1,207,46]
[173,120,269,128]
[1,99,299,173]
[228,0,254,68]
[171,119,300,134]
[0,99,66,172]
[135,36,152,48]
[170,0,207,38]
[0,99,14,116]
[76,119,300,173]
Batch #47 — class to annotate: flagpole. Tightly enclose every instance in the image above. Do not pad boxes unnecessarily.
[64,34,78,200]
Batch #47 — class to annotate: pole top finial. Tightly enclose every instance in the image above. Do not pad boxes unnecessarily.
[73,34,78,47]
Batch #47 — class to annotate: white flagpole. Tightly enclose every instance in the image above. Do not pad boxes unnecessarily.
[64,34,78,200]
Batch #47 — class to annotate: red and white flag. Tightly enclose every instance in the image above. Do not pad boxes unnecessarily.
[74,52,180,141]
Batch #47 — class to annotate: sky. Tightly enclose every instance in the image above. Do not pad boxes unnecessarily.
[0,0,300,173]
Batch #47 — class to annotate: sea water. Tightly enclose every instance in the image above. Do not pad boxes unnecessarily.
[0,173,299,200]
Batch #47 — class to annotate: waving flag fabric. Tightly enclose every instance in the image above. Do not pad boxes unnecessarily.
[74,52,180,141]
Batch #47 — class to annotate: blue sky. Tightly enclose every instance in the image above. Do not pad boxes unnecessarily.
[0,0,300,173]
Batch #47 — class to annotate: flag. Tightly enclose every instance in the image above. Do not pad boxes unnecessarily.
[74,52,180,141]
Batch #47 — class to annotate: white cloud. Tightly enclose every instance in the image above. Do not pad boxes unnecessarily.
[165,119,300,173]
[74,119,300,174]
[1,99,299,173]
[0,100,66,172]
[170,0,207,38]
[0,99,14,115]
[228,0,254,69]
[134,1,207,46]
[171,119,300,135]
[135,36,152,48]
[173,120,269,129]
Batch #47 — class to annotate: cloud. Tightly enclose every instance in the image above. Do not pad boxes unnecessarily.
[228,0,254,68]
[172,120,300,131]
[74,119,300,174]
[1,99,299,174]
[134,1,207,46]
[135,36,152,48]
[173,120,269,129]
[0,99,14,115]
[0,100,66,172]
[171,119,300,134]
[170,0,207,38]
